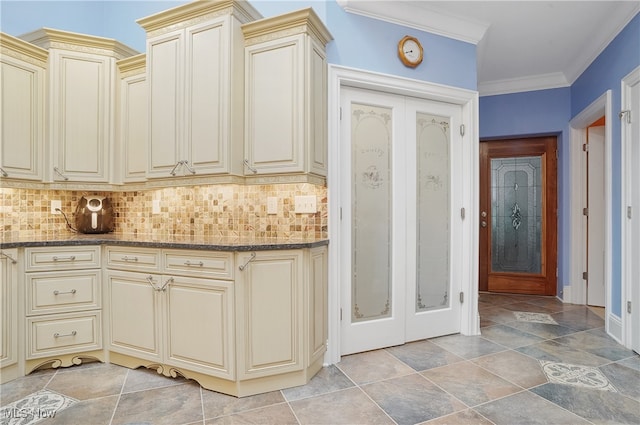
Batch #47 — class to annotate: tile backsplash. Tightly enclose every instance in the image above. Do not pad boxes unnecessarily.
[1,184,327,241]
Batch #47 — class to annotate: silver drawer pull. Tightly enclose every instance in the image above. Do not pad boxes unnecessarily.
[238,252,256,271]
[146,275,160,291]
[53,256,76,262]
[53,289,77,295]
[54,331,77,338]
[184,260,204,267]
[122,256,139,262]
[160,277,174,292]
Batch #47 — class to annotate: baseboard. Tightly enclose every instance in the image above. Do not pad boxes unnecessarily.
[607,313,623,344]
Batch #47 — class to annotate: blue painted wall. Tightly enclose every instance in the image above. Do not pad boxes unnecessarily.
[479,88,571,298]
[570,12,640,317]
[479,12,640,317]
[0,0,476,89]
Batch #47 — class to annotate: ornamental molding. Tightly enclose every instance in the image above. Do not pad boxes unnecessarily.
[137,0,262,35]
[0,33,48,65]
[242,8,332,47]
[20,28,138,59]
[117,53,146,76]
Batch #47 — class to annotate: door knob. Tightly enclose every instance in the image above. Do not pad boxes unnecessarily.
[481,211,487,218]
[481,221,487,228]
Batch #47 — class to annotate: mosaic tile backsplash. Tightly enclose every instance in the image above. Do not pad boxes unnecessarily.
[0,184,327,241]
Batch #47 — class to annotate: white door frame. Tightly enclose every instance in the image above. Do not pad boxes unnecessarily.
[326,65,480,364]
[568,90,617,339]
[621,65,640,351]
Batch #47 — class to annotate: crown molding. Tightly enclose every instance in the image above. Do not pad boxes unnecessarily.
[0,32,49,64]
[116,53,146,74]
[137,0,262,33]
[19,28,138,59]
[478,72,570,97]
[242,7,333,46]
[336,0,488,45]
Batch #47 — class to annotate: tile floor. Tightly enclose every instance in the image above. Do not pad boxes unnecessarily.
[1,293,639,425]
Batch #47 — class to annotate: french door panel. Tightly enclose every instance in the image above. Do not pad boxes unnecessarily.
[479,137,557,296]
[340,88,462,355]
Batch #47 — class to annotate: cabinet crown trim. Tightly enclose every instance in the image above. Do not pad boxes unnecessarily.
[137,0,262,33]
[19,28,138,59]
[242,7,333,46]
[117,53,146,74]
[0,32,49,63]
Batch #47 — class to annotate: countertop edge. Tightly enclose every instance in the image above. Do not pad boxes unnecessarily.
[0,237,329,251]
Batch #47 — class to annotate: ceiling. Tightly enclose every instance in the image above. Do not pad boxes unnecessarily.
[337,1,640,95]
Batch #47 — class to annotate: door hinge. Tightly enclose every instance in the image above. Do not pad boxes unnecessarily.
[339,107,343,120]
[583,143,589,152]
[619,109,631,123]
[628,206,632,219]
[340,207,343,220]
[340,308,343,321]
[627,301,632,314]
[460,124,465,137]
[583,271,588,280]
[583,207,589,217]
[459,292,464,304]
[460,207,465,220]
[556,149,559,159]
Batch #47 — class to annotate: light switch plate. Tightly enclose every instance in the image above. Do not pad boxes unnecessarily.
[267,197,278,214]
[294,195,316,213]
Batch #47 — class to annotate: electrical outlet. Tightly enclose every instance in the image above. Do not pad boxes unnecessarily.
[267,197,278,214]
[294,195,316,213]
[51,200,62,214]
[152,199,161,214]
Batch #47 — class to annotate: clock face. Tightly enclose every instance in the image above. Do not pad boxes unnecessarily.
[398,36,423,67]
[403,40,420,62]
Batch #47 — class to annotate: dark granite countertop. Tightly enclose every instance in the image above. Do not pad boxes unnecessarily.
[0,232,329,251]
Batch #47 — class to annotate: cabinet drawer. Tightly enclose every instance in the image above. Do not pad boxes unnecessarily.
[105,246,161,272]
[26,270,101,316]
[26,311,102,359]
[25,246,101,271]
[163,250,233,280]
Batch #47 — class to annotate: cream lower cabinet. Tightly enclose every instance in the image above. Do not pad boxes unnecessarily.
[105,247,235,384]
[1,249,19,383]
[23,246,104,374]
[106,245,327,397]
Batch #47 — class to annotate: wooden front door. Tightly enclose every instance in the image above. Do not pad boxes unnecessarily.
[479,136,557,295]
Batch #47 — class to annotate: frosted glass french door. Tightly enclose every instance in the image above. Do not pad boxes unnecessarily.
[340,87,463,355]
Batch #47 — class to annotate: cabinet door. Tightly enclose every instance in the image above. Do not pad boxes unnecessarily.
[165,275,235,379]
[0,56,45,180]
[105,270,162,362]
[185,19,230,174]
[147,30,183,178]
[49,50,112,182]
[245,35,305,174]
[308,246,327,365]
[236,250,304,379]
[0,250,18,370]
[119,73,148,182]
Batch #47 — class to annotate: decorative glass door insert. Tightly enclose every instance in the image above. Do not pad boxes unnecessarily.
[351,103,392,322]
[416,112,450,312]
[490,156,542,274]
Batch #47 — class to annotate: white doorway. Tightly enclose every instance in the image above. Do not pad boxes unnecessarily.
[326,66,480,364]
[569,91,612,335]
[621,66,640,354]
[586,124,605,307]
[339,87,463,355]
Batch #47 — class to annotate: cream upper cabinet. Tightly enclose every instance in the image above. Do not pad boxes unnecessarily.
[0,33,47,181]
[116,54,148,183]
[242,9,332,178]
[20,29,137,183]
[138,0,262,179]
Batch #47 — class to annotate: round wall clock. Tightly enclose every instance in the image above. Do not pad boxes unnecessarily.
[398,35,423,68]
